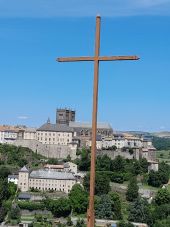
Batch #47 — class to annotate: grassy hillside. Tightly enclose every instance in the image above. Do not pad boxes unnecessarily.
[0,144,45,171]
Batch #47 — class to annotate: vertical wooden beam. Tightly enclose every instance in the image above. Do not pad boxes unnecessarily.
[87,15,101,227]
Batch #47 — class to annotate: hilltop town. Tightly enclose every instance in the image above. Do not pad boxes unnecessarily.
[0,108,170,227]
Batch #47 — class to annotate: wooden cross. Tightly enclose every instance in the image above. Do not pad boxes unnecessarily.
[57,16,139,227]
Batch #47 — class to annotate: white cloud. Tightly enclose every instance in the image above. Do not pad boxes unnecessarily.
[17,116,29,120]
[0,0,170,18]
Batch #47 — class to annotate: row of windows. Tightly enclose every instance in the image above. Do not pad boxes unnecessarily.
[29,183,71,188]
[38,137,70,142]
[37,132,71,137]
[30,187,70,192]
[29,179,74,183]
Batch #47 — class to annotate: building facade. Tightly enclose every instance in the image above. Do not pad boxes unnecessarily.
[18,166,77,193]
[0,128,18,144]
[36,120,73,145]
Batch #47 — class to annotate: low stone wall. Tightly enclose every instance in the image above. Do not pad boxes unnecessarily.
[97,149,140,160]
[13,139,77,160]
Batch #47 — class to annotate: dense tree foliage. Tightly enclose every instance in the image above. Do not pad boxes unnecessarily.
[128,197,153,226]
[18,201,45,211]
[148,162,170,187]
[153,217,170,227]
[96,154,113,171]
[9,204,21,222]
[43,198,71,218]
[83,172,110,195]
[0,166,11,179]
[95,194,113,219]
[126,177,139,202]
[152,136,170,150]
[76,148,91,171]
[153,203,170,221]
[154,188,170,205]
[0,144,44,168]
[69,184,88,214]
[0,180,17,223]
[109,192,122,220]
[118,221,134,227]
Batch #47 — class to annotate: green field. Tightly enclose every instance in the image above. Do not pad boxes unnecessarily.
[156,150,170,164]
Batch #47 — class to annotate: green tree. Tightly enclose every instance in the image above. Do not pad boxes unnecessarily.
[96,155,112,171]
[153,203,170,220]
[95,194,113,219]
[9,204,21,221]
[44,198,71,218]
[154,217,170,227]
[0,206,7,223]
[109,192,122,219]
[148,170,161,187]
[132,160,141,175]
[0,166,11,179]
[79,148,91,171]
[83,172,110,195]
[118,221,134,227]
[126,177,139,202]
[8,182,17,197]
[111,156,125,173]
[139,158,149,173]
[69,184,88,214]
[0,179,10,205]
[154,188,170,205]
[128,197,153,226]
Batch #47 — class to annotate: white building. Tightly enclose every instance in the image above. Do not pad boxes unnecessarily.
[18,166,77,193]
[36,119,73,146]
[0,128,18,144]
[86,133,144,150]
[8,175,18,185]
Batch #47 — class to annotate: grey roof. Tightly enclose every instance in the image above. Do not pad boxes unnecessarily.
[37,123,73,132]
[24,127,37,132]
[69,121,112,130]
[19,166,29,172]
[18,192,31,200]
[90,135,102,141]
[30,169,76,180]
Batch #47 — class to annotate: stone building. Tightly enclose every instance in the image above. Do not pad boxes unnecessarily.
[69,121,113,146]
[18,166,77,193]
[23,128,37,140]
[36,119,73,146]
[86,133,143,150]
[56,108,75,125]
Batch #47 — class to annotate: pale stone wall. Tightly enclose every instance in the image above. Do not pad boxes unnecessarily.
[18,171,29,192]
[24,131,36,140]
[97,149,140,160]
[29,177,75,193]
[36,131,72,145]
[13,139,77,160]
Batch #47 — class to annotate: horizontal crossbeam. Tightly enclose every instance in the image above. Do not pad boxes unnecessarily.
[57,55,140,62]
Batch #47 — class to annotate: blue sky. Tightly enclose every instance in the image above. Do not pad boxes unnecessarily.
[0,0,170,132]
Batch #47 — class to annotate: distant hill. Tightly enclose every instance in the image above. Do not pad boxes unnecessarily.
[121,131,151,137]
[152,131,170,138]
